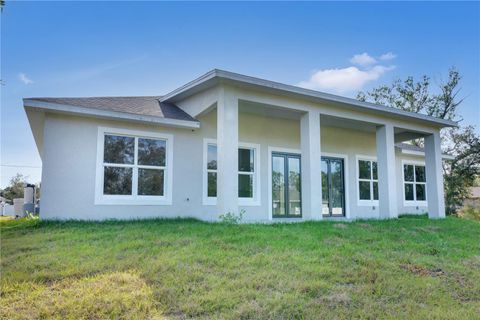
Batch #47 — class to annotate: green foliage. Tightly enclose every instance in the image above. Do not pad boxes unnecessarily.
[358,67,479,213]
[1,173,26,202]
[443,126,480,213]
[219,209,245,224]
[1,217,479,319]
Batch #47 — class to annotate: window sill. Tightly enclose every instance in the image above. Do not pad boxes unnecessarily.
[95,195,172,206]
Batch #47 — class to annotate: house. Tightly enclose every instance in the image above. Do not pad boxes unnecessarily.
[24,69,456,221]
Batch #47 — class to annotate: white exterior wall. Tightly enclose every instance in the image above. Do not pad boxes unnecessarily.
[40,109,432,221]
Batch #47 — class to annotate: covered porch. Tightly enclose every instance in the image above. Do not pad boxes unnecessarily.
[196,86,445,221]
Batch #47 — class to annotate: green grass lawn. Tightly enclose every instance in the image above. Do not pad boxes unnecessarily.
[1,216,479,319]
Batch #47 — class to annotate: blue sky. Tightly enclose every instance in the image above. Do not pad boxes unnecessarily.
[1,1,479,187]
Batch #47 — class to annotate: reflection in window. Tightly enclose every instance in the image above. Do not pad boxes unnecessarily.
[404,164,426,202]
[102,134,167,197]
[358,159,378,201]
[205,144,256,199]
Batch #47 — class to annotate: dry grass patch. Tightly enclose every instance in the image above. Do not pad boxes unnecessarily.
[1,272,163,320]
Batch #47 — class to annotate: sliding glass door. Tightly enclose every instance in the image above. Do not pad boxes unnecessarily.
[321,157,345,217]
[272,153,301,218]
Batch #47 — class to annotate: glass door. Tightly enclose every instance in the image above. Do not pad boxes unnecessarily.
[272,153,301,218]
[321,157,345,217]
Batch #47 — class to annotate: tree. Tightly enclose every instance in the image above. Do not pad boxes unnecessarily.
[442,126,480,213]
[1,173,27,202]
[357,67,480,214]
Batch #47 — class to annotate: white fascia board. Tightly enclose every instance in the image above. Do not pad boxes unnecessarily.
[161,69,457,128]
[23,99,200,129]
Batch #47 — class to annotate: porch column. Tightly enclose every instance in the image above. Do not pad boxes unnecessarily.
[300,110,322,220]
[425,131,445,218]
[216,88,239,216]
[376,124,398,219]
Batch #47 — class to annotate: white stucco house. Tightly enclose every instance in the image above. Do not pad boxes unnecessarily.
[24,69,456,222]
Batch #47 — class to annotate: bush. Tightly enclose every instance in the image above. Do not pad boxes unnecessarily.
[219,210,244,224]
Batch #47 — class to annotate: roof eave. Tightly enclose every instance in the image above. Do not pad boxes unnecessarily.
[23,99,200,129]
[161,69,458,128]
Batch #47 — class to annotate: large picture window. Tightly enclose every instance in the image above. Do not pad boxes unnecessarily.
[95,127,173,205]
[357,158,378,203]
[403,163,426,203]
[203,139,260,205]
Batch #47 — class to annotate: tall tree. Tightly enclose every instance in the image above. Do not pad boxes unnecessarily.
[357,67,480,214]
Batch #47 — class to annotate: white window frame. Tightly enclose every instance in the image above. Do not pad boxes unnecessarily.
[202,138,261,206]
[402,160,427,206]
[95,126,173,205]
[356,155,379,206]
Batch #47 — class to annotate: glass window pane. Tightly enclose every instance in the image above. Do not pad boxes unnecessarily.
[359,160,371,179]
[322,160,329,215]
[272,156,285,216]
[415,166,426,182]
[288,157,301,216]
[321,159,329,203]
[208,172,217,197]
[239,148,254,172]
[359,181,371,200]
[416,184,426,201]
[138,138,166,166]
[207,145,217,170]
[103,167,132,195]
[373,181,379,200]
[104,135,134,164]
[372,161,378,180]
[404,183,414,201]
[404,165,414,182]
[238,174,253,198]
[138,169,164,196]
[330,160,344,214]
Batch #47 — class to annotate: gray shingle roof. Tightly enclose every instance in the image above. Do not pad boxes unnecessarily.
[26,96,198,122]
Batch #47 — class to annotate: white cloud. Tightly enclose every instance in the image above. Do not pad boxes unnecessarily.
[350,53,377,67]
[18,73,34,85]
[379,52,397,61]
[298,65,395,93]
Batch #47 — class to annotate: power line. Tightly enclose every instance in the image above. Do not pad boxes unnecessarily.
[0,164,41,168]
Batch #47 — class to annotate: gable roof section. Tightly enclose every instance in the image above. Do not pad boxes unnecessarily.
[24,96,199,128]
[160,69,457,128]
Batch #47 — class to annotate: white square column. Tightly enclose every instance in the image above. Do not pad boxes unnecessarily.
[425,131,445,219]
[376,124,398,219]
[300,110,322,220]
[216,88,239,216]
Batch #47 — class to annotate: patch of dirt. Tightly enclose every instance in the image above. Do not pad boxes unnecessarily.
[400,264,446,277]
[333,224,348,229]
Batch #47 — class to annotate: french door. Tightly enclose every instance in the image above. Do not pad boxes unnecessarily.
[321,157,346,217]
[272,152,301,218]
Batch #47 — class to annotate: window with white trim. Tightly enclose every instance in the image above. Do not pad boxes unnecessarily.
[205,143,257,201]
[358,159,378,201]
[403,163,426,202]
[98,129,171,204]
